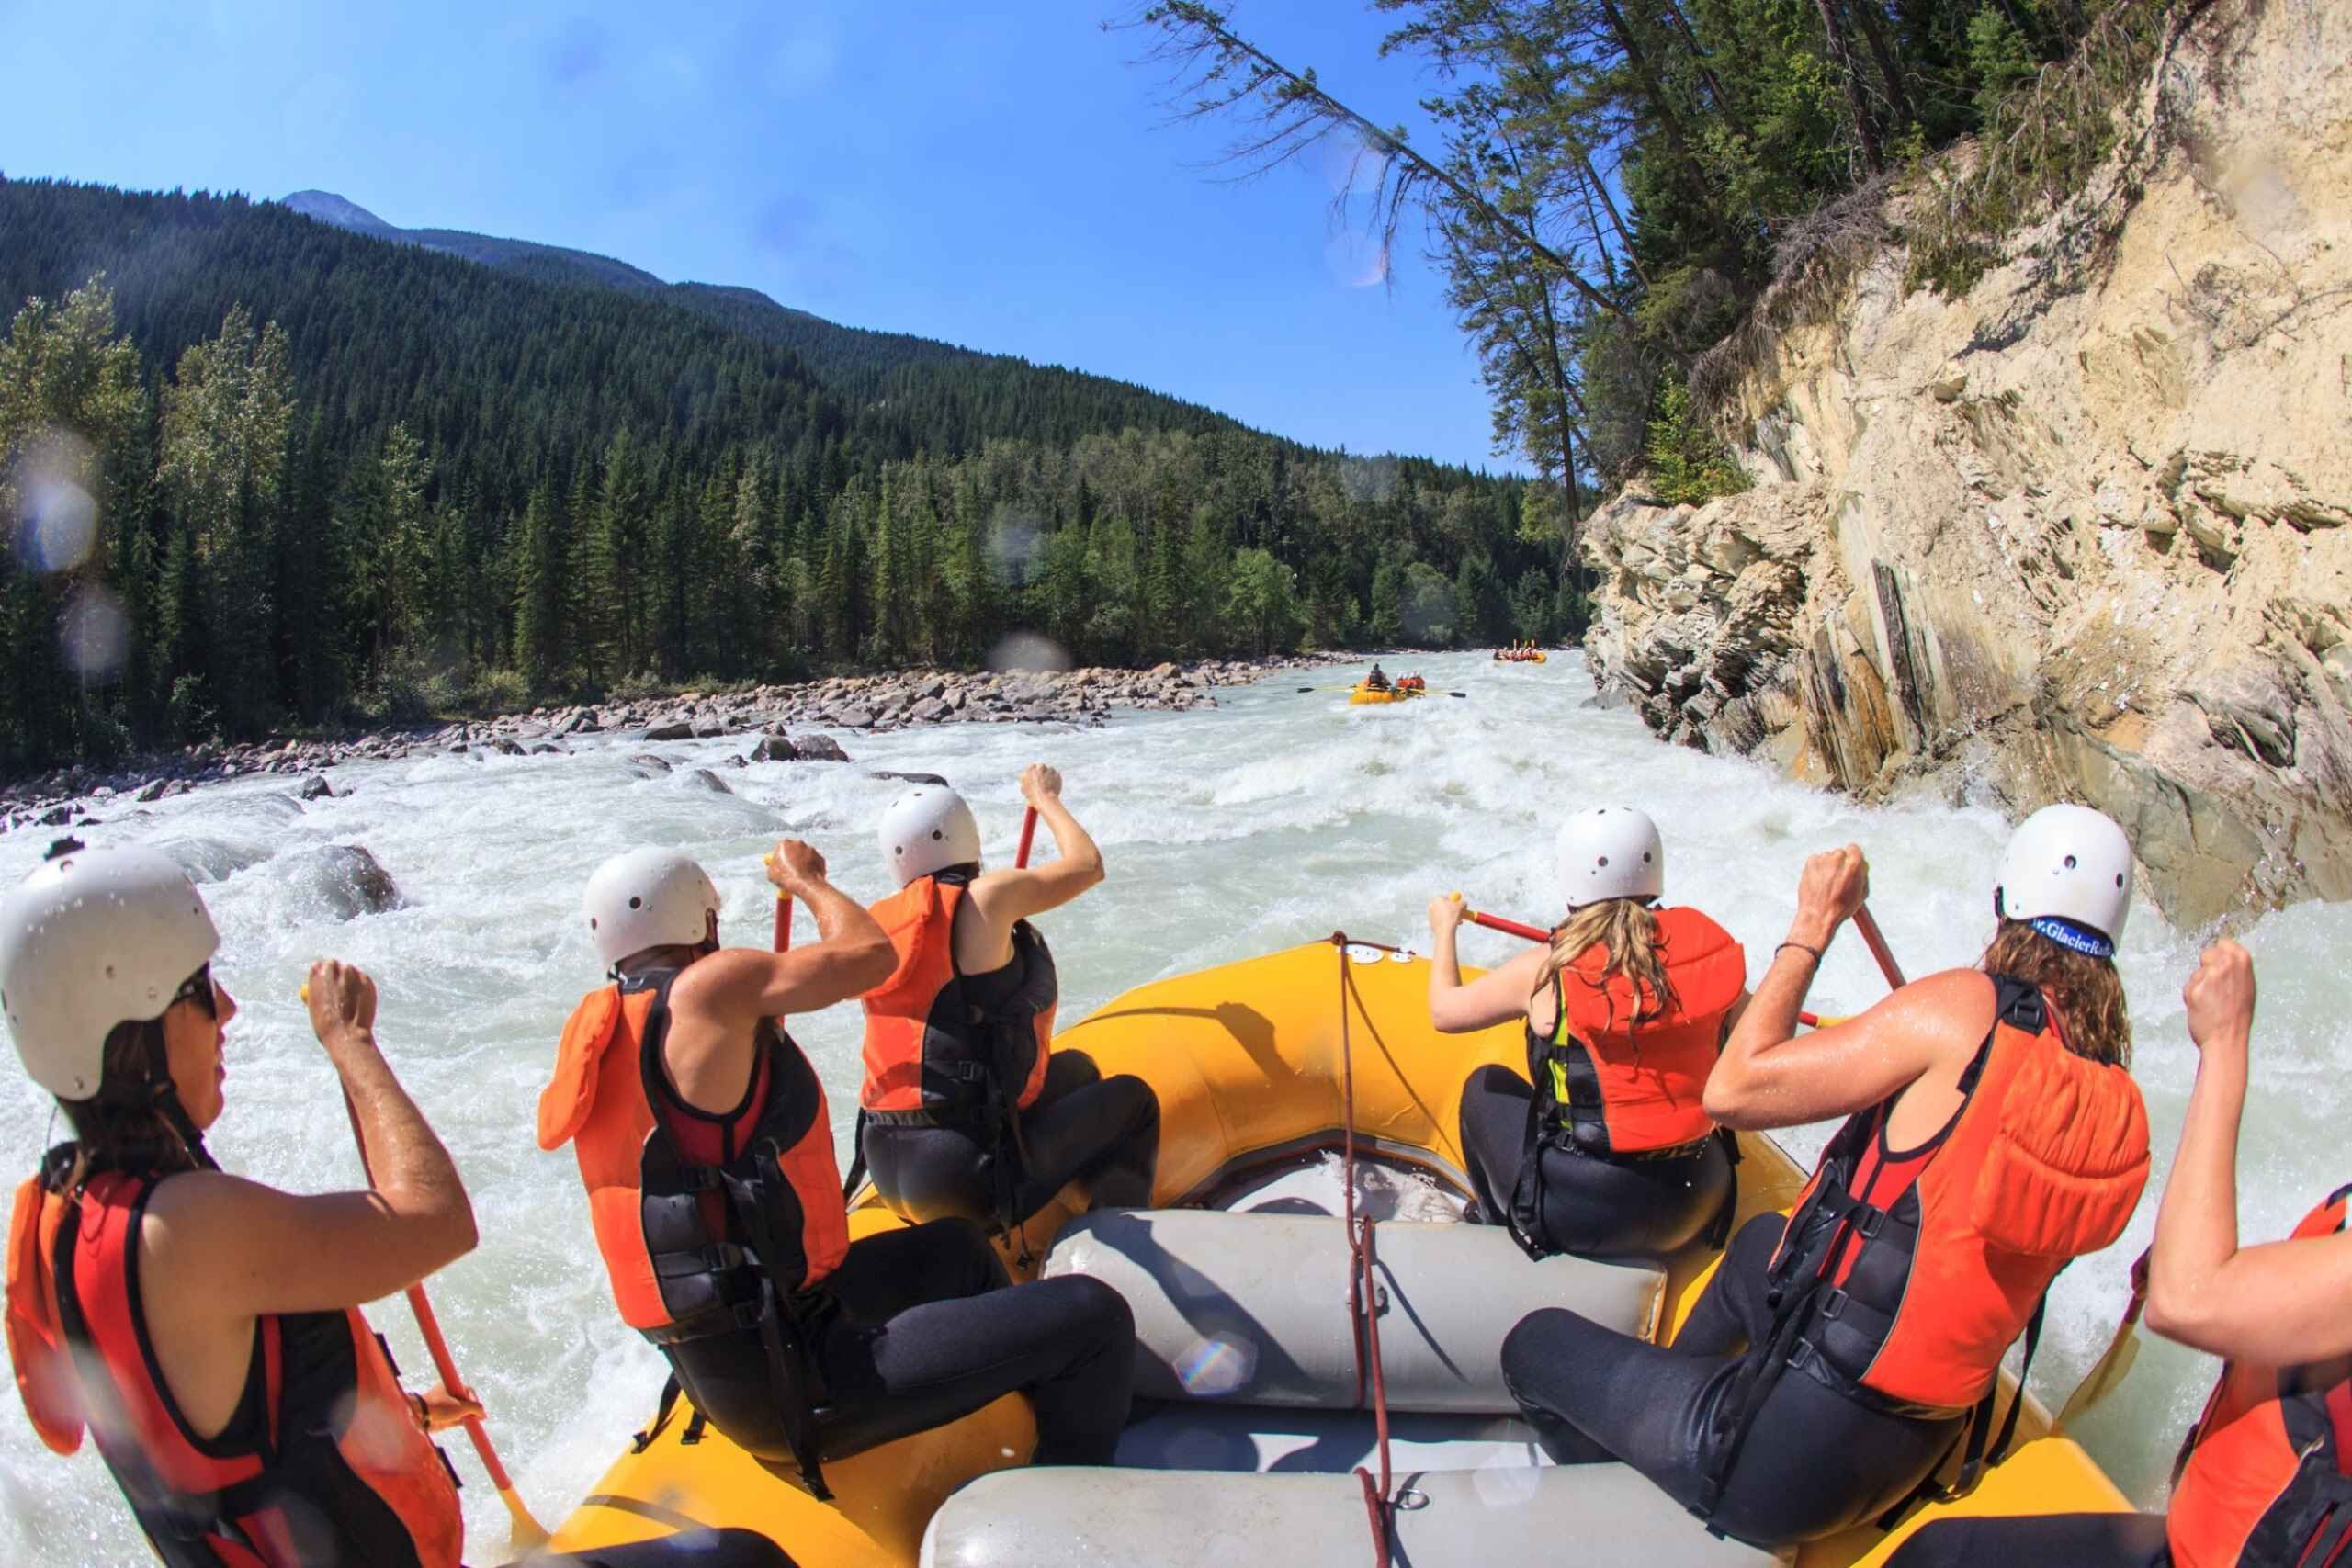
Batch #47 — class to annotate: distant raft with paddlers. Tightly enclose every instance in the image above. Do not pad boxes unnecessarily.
[541,938,2137,1568]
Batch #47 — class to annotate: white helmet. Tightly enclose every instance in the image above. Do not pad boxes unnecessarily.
[1995,803,2132,951]
[0,842,220,1100]
[1557,807,1665,909]
[877,786,982,888]
[583,849,720,969]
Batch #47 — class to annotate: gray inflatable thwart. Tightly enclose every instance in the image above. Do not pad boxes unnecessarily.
[1040,1209,1665,1413]
[921,1464,1781,1567]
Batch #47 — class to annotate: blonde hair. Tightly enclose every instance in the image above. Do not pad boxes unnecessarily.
[1535,898,1677,1030]
[1981,919,2132,1068]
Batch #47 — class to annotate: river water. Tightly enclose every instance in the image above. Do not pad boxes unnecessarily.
[6,649,2347,1559]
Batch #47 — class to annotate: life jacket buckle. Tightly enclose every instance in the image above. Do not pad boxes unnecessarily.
[1852,1207,1884,1239]
[1819,1287,1848,1322]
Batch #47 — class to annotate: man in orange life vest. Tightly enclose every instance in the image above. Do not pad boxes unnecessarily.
[1498,805,2152,1549]
[1891,939,2352,1568]
[541,839,1134,1502]
[1429,807,1745,1263]
[854,768,1158,1241]
[2,842,477,1568]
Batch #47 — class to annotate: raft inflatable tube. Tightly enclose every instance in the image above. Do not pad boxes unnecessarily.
[542,941,2135,1568]
[1348,684,1424,705]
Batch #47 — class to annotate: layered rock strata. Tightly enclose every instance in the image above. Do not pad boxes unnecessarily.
[1582,0,2352,924]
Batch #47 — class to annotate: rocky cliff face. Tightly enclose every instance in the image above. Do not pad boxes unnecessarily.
[1581,0,2352,926]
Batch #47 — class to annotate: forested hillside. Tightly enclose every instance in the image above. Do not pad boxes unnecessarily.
[0,178,1559,773]
[283,189,1230,449]
[1133,0,2175,513]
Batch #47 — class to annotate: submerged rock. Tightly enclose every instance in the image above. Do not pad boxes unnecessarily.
[302,844,403,919]
[792,734,850,763]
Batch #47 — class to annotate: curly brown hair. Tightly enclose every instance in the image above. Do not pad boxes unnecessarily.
[1980,919,2132,1068]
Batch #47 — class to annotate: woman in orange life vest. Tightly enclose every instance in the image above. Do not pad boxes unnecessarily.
[1428,807,1744,1263]
[0,841,479,1568]
[1498,805,2152,1550]
[542,839,1134,1501]
[1890,939,2352,1568]
[855,767,1159,1238]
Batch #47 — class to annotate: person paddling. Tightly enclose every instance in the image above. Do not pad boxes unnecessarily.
[1365,663,1391,692]
[1888,939,2346,1568]
[1497,805,2152,1549]
[540,840,1134,1504]
[1428,807,1744,1262]
[856,768,1159,1242]
[1,842,477,1568]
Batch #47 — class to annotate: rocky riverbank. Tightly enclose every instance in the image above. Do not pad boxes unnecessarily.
[1579,0,2351,926]
[1,655,1351,835]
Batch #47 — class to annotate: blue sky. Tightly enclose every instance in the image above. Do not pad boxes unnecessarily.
[0,1,1520,472]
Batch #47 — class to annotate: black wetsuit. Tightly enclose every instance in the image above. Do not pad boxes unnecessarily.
[670,1215,1136,1472]
[1882,1513,2172,1567]
[1499,1213,1967,1549]
[1457,1061,1732,1262]
[863,942,1160,1233]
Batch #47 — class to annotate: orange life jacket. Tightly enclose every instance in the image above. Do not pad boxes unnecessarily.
[859,872,1056,1122]
[1524,906,1747,1156]
[1699,975,2148,1522]
[2165,1183,2352,1568]
[538,967,849,1496]
[4,1154,463,1568]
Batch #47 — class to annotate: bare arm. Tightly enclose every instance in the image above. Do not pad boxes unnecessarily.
[676,842,895,1026]
[1704,845,1979,1131]
[143,961,477,1315]
[1425,894,1548,1032]
[968,765,1103,927]
[2143,942,2352,1362]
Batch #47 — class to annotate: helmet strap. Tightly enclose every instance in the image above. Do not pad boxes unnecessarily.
[138,1019,219,1174]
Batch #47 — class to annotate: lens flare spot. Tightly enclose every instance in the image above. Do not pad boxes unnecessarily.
[1323,229,1390,290]
[9,426,100,573]
[1472,1447,1544,1507]
[1174,1332,1258,1396]
[987,631,1070,674]
[62,587,130,682]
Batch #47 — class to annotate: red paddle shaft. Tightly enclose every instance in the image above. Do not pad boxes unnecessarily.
[1854,906,1906,988]
[337,1096,524,1495]
[1016,806,1039,869]
[1456,902,1863,1028]
[774,890,792,952]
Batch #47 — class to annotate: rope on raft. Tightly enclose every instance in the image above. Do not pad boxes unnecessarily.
[1329,932,1396,1568]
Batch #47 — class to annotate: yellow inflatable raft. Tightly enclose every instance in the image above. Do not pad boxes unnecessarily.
[543,941,2132,1567]
[1348,684,1425,705]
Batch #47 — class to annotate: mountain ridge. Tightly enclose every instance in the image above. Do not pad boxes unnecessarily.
[275,187,1171,415]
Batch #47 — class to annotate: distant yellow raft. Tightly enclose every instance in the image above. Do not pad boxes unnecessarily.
[542,942,2133,1568]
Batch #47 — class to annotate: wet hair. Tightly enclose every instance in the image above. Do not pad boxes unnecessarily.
[58,1017,202,1180]
[1535,898,1677,1030]
[1981,919,2132,1068]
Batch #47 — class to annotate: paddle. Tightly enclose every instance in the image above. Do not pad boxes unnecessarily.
[1295,686,1468,698]
[300,983,550,1550]
[1455,897,1874,1030]
[2056,1250,2150,1429]
[1017,805,1039,868]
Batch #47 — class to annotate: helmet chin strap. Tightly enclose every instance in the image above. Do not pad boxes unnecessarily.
[139,1026,219,1173]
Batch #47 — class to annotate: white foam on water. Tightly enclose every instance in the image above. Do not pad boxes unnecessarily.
[5,649,2347,1555]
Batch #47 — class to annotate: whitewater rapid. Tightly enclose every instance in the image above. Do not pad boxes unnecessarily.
[5,649,2347,1558]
